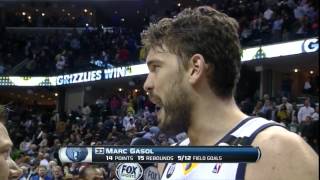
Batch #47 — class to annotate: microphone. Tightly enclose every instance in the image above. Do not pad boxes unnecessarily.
[130,138,161,180]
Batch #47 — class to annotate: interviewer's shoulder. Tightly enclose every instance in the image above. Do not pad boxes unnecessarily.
[246,126,318,180]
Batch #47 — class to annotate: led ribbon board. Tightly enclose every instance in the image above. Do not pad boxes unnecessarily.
[0,38,318,87]
[0,64,149,87]
[241,37,318,61]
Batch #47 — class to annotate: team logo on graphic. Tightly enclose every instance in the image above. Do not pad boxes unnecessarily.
[253,47,266,60]
[302,38,319,53]
[212,163,222,174]
[116,163,143,180]
[143,166,160,180]
[65,147,88,162]
[166,163,176,179]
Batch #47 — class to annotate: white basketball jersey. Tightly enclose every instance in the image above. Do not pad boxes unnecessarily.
[161,117,283,180]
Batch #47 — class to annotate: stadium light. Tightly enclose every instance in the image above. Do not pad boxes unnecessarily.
[84,9,88,13]
[294,68,299,73]
[118,88,123,92]
[22,12,26,16]
[41,13,45,16]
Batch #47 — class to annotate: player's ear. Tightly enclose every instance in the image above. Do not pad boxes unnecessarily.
[187,54,207,85]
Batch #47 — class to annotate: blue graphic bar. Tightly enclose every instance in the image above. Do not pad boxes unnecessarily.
[59,146,261,163]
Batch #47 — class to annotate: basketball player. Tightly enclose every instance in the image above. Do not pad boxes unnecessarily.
[142,6,318,180]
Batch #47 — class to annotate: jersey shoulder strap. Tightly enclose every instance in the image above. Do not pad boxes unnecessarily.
[219,117,285,180]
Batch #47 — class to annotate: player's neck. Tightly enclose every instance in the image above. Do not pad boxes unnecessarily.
[187,96,247,146]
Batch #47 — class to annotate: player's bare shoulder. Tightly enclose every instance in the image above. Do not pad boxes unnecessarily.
[246,126,318,180]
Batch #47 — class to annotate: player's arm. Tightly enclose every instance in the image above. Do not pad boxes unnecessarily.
[246,126,318,180]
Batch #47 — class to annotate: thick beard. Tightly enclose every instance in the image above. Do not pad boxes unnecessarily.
[159,82,192,136]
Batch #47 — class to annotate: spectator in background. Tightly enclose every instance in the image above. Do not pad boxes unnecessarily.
[82,104,91,121]
[122,111,134,129]
[260,99,273,118]
[19,136,32,153]
[311,105,319,121]
[263,94,270,102]
[55,55,66,72]
[303,77,312,94]
[125,118,136,133]
[70,36,81,51]
[252,100,263,116]
[116,46,129,64]
[52,165,63,180]
[298,98,315,124]
[142,126,154,140]
[110,96,121,115]
[47,161,57,178]
[143,106,151,118]
[78,166,104,180]
[38,133,48,148]
[95,96,105,107]
[18,164,30,180]
[25,144,37,157]
[55,119,66,137]
[277,105,290,126]
[101,50,113,68]
[272,13,284,41]
[157,133,169,145]
[39,153,50,170]
[30,165,52,180]
[279,96,293,114]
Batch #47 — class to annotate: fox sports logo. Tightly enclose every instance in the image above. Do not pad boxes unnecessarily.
[116,163,143,180]
[65,147,88,162]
